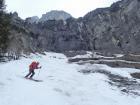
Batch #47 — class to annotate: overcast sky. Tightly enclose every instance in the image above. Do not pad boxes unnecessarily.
[6,0,119,19]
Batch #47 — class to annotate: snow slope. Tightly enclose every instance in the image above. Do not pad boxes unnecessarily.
[0,52,140,105]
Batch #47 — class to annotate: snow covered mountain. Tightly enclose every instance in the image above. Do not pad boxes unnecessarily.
[25,10,72,24]
[39,10,72,22]
[0,52,140,105]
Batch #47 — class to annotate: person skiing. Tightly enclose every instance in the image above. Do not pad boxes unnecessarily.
[25,61,41,79]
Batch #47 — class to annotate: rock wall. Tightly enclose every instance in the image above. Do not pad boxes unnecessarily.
[8,0,140,55]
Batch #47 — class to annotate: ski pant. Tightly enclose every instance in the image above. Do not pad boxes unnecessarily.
[25,69,35,78]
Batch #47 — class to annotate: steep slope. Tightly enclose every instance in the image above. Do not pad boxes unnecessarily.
[83,0,140,54]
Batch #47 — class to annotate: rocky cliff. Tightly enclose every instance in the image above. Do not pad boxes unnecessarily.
[83,0,140,54]
[8,0,140,55]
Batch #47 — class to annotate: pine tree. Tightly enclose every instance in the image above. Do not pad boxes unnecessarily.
[0,0,11,54]
[0,0,5,11]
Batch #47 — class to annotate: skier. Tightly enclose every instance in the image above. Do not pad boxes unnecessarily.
[25,61,41,79]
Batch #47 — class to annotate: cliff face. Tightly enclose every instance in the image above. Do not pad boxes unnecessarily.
[26,18,89,52]
[8,0,140,55]
[83,0,140,54]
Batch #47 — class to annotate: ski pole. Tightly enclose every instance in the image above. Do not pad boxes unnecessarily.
[37,66,42,76]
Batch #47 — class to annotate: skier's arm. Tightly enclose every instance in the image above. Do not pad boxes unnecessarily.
[37,66,42,69]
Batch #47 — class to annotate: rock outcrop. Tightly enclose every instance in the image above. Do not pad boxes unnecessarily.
[25,16,39,24]
[39,10,72,22]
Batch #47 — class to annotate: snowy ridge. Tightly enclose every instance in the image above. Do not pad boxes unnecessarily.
[0,52,140,105]
[39,10,72,22]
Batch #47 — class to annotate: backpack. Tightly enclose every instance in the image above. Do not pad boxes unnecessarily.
[29,62,36,70]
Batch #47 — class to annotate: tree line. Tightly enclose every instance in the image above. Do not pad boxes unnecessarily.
[0,0,11,56]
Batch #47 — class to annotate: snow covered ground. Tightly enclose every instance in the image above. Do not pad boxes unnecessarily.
[0,52,140,105]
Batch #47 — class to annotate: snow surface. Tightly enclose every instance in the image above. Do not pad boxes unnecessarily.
[70,51,123,59]
[0,52,140,105]
[71,51,93,58]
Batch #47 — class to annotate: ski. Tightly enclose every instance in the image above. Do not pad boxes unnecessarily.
[25,77,43,82]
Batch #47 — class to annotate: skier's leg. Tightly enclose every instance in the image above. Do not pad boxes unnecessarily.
[25,71,31,78]
[30,70,35,78]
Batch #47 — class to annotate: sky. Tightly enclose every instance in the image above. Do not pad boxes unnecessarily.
[6,0,119,19]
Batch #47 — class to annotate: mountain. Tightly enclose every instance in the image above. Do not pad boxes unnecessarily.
[7,0,140,56]
[25,16,39,23]
[39,10,72,22]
